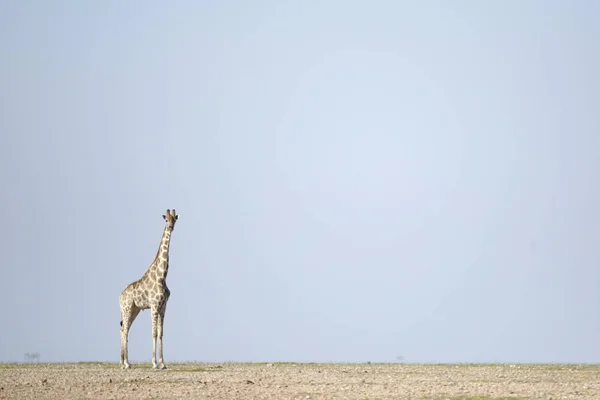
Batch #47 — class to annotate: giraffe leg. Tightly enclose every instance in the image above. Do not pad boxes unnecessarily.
[151,308,159,369]
[157,303,167,369]
[120,305,140,369]
[120,318,125,367]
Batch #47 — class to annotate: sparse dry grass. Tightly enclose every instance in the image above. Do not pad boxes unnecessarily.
[0,362,598,399]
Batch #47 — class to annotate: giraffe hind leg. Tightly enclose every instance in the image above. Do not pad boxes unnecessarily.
[120,305,140,369]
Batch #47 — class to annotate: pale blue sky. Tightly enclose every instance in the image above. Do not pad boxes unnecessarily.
[1,1,599,364]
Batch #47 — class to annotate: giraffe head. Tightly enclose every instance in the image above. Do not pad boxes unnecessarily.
[162,209,179,232]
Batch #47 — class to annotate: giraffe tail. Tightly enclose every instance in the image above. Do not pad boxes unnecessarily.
[120,320,122,327]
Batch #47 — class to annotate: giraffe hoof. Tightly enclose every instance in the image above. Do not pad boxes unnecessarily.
[159,364,167,370]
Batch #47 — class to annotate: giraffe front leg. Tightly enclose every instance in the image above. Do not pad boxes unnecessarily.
[157,304,167,369]
[151,308,159,369]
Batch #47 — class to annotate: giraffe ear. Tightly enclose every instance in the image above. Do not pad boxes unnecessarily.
[162,215,166,220]
[175,215,179,220]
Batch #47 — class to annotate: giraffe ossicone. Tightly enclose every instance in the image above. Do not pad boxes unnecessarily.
[119,208,179,370]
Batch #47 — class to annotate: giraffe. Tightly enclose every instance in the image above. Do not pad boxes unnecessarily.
[119,209,179,369]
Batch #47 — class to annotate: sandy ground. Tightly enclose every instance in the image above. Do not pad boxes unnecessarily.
[1,362,599,400]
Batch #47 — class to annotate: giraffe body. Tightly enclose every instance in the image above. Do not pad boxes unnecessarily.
[119,209,178,370]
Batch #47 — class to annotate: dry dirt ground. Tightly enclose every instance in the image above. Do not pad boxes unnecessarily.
[1,362,600,400]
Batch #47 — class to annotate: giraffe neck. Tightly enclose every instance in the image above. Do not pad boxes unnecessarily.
[147,227,172,282]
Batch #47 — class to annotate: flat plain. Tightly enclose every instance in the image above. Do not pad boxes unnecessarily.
[1,362,599,400]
